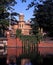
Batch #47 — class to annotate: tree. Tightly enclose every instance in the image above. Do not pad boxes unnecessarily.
[33,0,53,37]
[25,0,53,37]
[0,0,17,12]
[0,0,17,36]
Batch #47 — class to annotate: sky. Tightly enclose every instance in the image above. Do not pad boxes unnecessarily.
[13,0,34,21]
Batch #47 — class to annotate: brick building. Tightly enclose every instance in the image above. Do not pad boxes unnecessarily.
[9,13,32,35]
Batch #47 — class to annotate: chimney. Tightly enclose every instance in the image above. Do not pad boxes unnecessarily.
[19,13,24,21]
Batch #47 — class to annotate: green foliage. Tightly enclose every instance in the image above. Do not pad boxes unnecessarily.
[16,29,21,37]
[20,35,37,44]
[16,29,39,44]
[31,23,39,35]
[35,0,53,37]
[16,29,41,44]
[0,0,17,11]
[23,0,45,10]
[16,30,42,44]
[30,0,53,37]
[0,0,17,36]
[0,19,9,26]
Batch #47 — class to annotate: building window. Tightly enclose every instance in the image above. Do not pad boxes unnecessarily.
[19,24,23,28]
[22,24,23,28]
[19,24,21,28]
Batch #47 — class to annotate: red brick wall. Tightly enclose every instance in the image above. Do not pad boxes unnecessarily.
[7,33,53,59]
[38,41,53,56]
[7,34,22,58]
